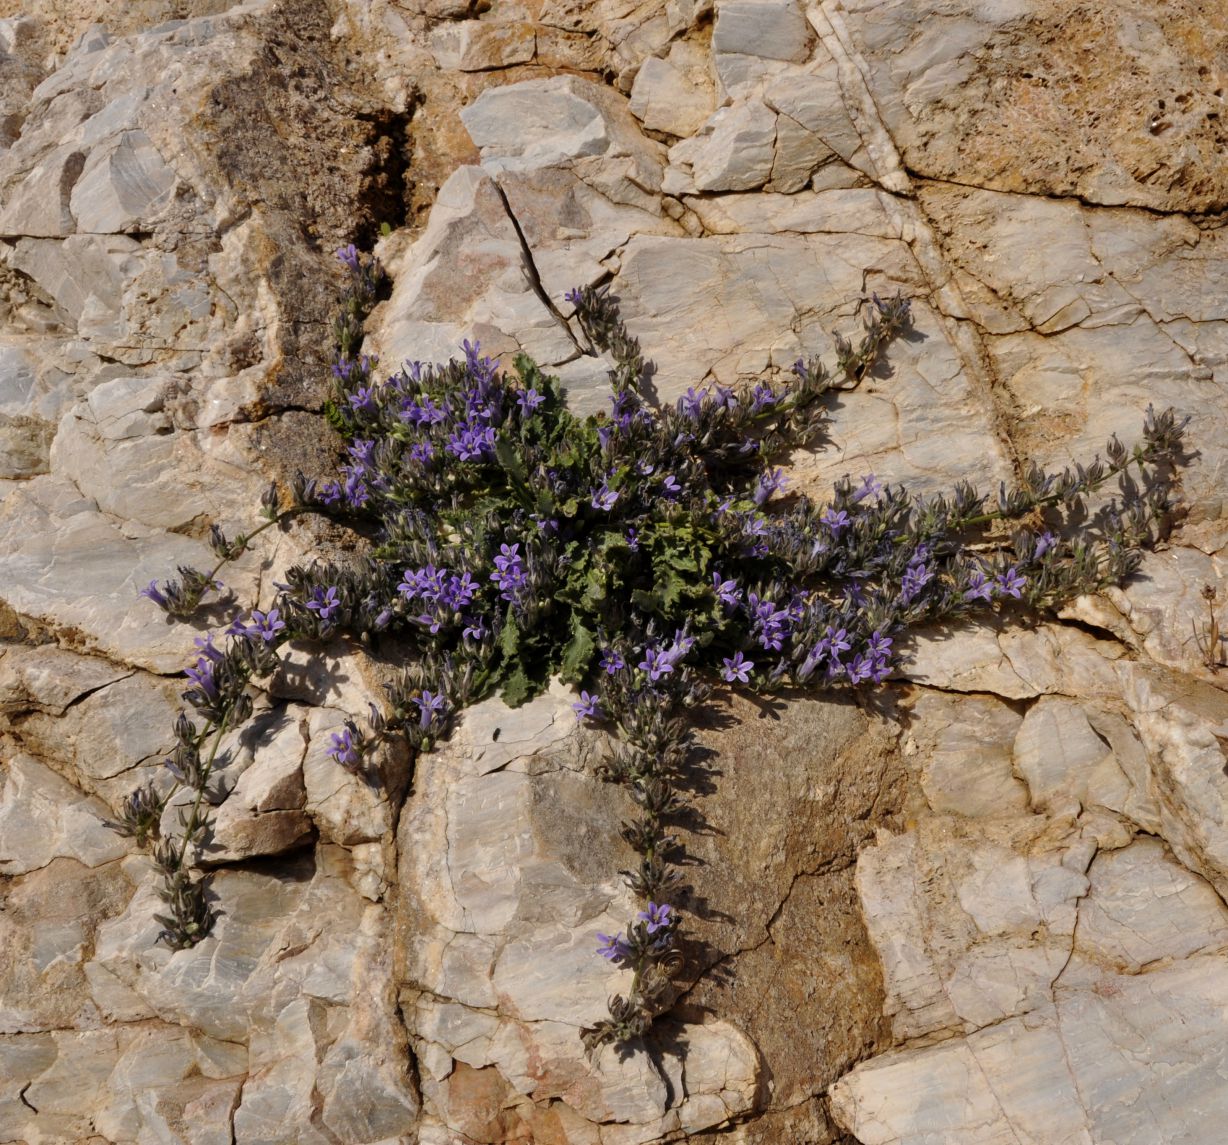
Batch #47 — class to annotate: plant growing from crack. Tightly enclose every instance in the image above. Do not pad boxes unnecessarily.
[113,242,1189,1046]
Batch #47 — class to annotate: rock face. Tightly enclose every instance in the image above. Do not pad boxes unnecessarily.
[2,1,1228,1144]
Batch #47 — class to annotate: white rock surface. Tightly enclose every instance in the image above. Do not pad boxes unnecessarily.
[4,1,1228,1143]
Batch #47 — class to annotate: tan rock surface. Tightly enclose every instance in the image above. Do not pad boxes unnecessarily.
[3,0,1228,1142]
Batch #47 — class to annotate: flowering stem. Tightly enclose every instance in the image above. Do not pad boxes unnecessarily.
[175,706,231,871]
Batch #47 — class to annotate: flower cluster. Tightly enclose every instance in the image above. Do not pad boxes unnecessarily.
[122,244,1188,1050]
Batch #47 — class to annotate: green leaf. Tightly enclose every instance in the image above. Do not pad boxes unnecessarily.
[559,615,596,684]
[495,436,528,484]
[500,608,520,659]
[500,665,534,708]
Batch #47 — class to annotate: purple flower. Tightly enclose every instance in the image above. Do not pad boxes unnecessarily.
[995,566,1026,599]
[821,507,850,533]
[347,387,377,413]
[847,652,875,684]
[721,651,754,683]
[184,638,222,700]
[637,901,673,934]
[194,633,224,662]
[661,474,682,497]
[825,627,851,660]
[413,690,447,729]
[491,544,526,602]
[599,649,626,674]
[326,726,361,769]
[866,631,893,659]
[462,616,489,642]
[517,387,544,413]
[564,287,583,307]
[900,560,932,605]
[753,467,788,506]
[625,527,639,551]
[401,396,446,426]
[342,472,369,507]
[306,585,341,621]
[318,480,342,506]
[246,608,286,643]
[400,565,445,602]
[572,690,603,721]
[678,387,707,419]
[447,418,497,462]
[139,580,169,607]
[750,382,778,413]
[597,932,631,962]
[1034,531,1058,558]
[441,571,478,610]
[712,572,740,608]
[852,474,882,503]
[638,647,674,683]
[963,570,993,602]
[410,440,435,465]
[747,594,790,652]
[592,483,619,512]
[336,244,360,272]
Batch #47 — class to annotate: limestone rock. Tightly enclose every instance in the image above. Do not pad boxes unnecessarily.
[429,19,536,72]
[854,818,1092,1042]
[831,959,1228,1144]
[401,687,765,1140]
[0,856,132,1034]
[666,101,778,193]
[209,706,312,863]
[0,474,260,674]
[837,0,1228,212]
[628,44,716,138]
[906,690,1028,818]
[713,0,813,63]
[1076,837,1228,973]
[0,751,129,875]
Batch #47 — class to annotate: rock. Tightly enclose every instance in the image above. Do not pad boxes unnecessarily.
[0,642,129,715]
[209,706,312,863]
[1013,695,1116,812]
[303,707,394,848]
[401,687,766,1139]
[1076,837,1228,973]
[763,68,872,179]
[0,474,260,674]
[837,0,1228,213]
[628,44,716,138]
[368,162,677,401]
[429,19,536,72]
[609,231,1013,495]
[463,74,645,178]
[0,146,84,237]
[0,856,132,1033]
[831,958,1228,1144]
[14,668,183,805]
[666,101,778,193]
[770,111,832,191]
[69,128,177,233]
[854,818,1089,1042]
[1122,668,1228,900]
[0,752,130,874]
[713,0,813,63]
[906,690,1028,818]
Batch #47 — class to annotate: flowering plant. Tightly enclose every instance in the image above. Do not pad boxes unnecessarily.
[114,245,1188,1045]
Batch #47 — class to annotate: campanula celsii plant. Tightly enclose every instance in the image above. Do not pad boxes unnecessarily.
[115,244,1189,1045]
